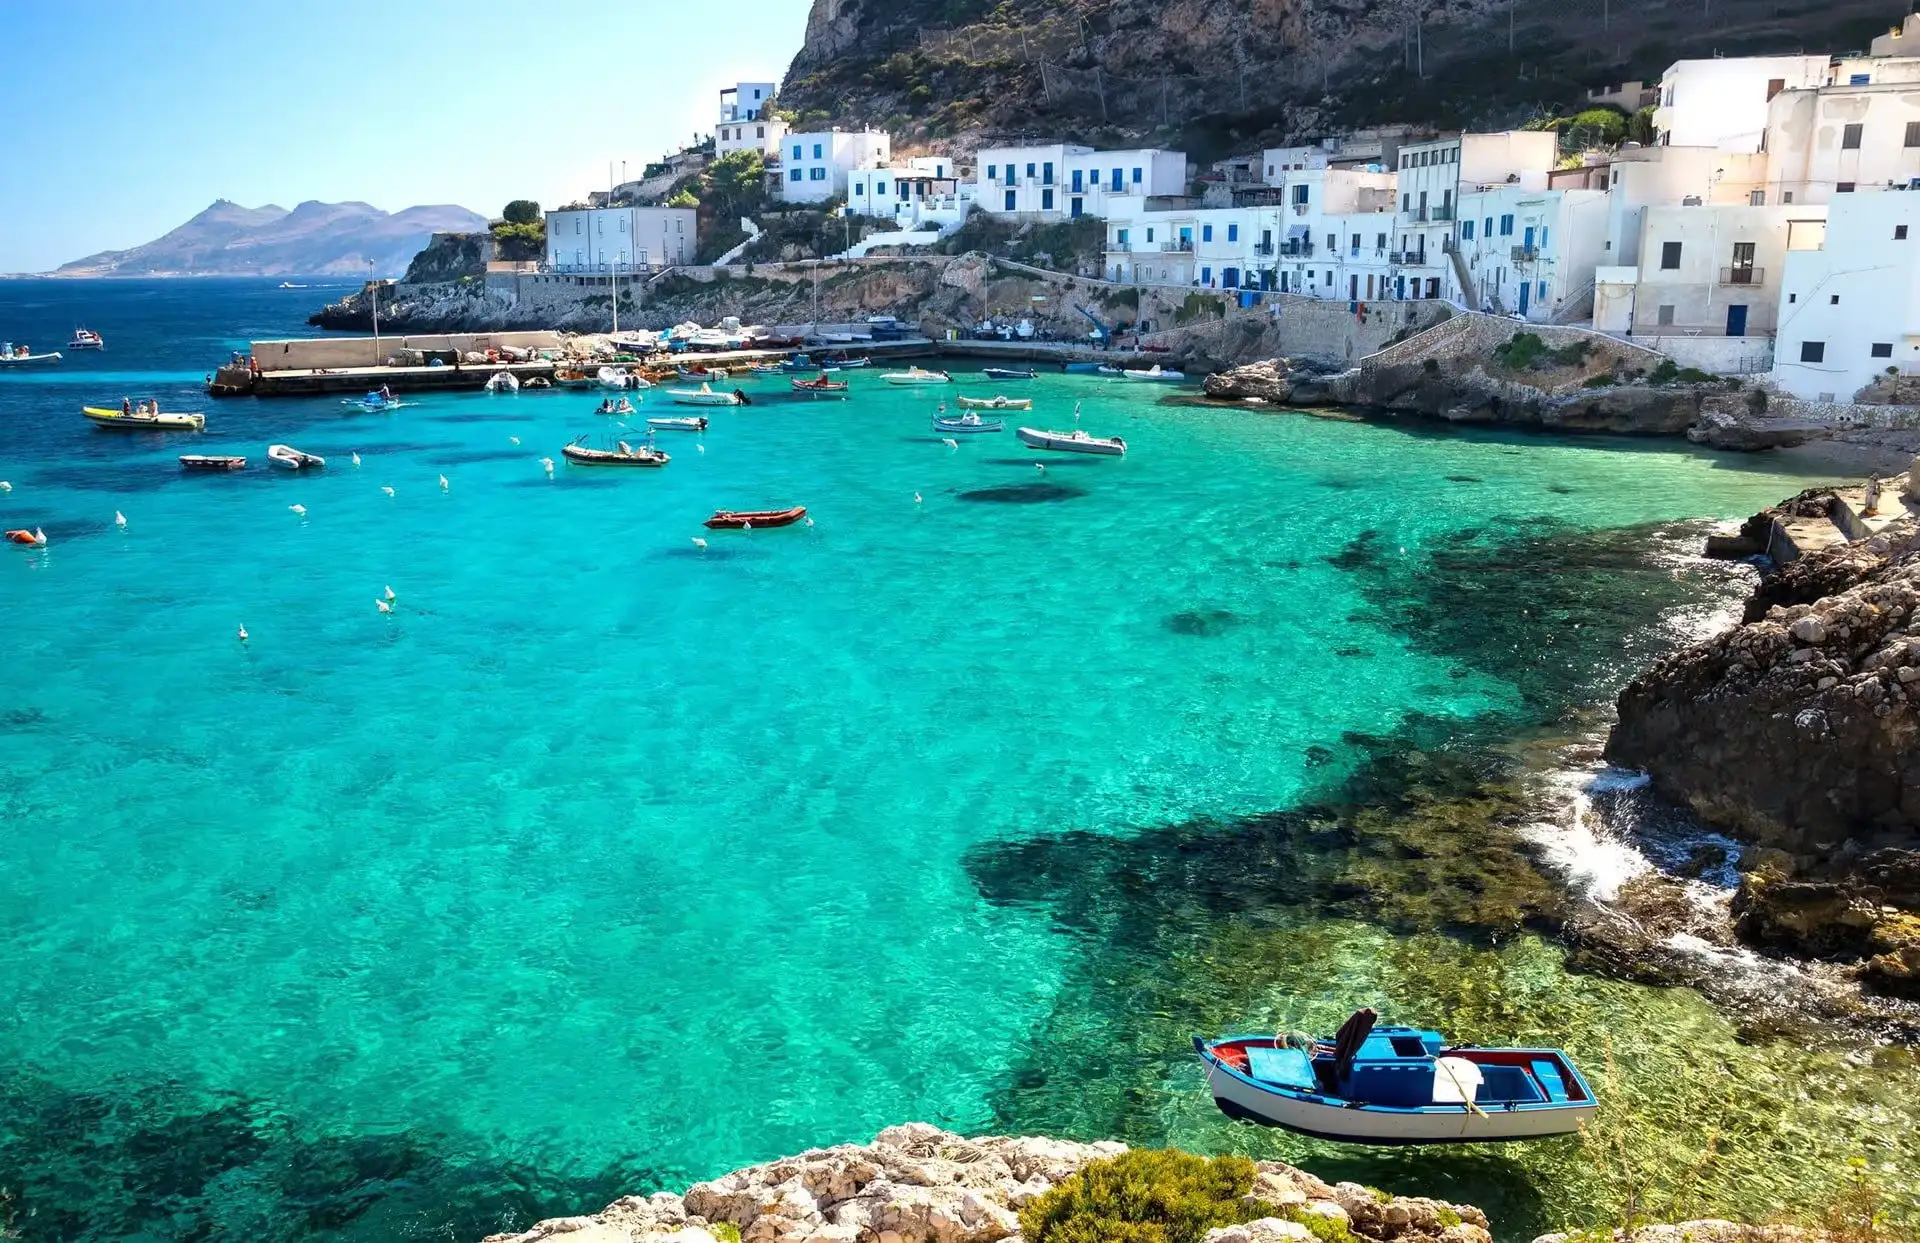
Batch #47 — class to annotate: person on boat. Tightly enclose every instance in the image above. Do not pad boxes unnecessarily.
[597,398,612,414]
[121,397,132,415]
[379,385,394,402]
[733,389,750,406]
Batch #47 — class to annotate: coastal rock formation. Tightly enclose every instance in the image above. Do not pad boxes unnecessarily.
[1531,1224,1817,1243]
[479,1125,1488,1243]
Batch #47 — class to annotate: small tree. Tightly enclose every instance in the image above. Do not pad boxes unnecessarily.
[502,199,541,225]
[666,189,699,209]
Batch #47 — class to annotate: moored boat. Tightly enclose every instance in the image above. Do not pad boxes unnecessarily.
[1016,426,1125,455]
[747,363,787,376]
[561,438,670,467]
[594,396,637,416]
[791,374,849,394]
[83,405,206,431]
[703,505,807,529]
[1122,363,1186,381]
[881,367,951,386]
[932,413,1003,435]
[67,328,104,350]
[824,355,872,368]
[1062,361,1104,374]
[668,383,747,407]
[0,343,61,366]
[554,367,596,388]
[778,353,834,373]
[598,366,653,389]
[180,454,247,471]
[267,444,325,470]
[956,395,1031,411]
[524,376,552,389]
[485,370,520,393]
[1193,1010,1597,1145]
[982,367,1037,380]
[647,416,708,432]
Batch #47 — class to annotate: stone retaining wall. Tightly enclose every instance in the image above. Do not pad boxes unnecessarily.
[1363,311,1666,374]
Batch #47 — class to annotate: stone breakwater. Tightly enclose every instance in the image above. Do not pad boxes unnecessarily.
[480,1124,1489,1243]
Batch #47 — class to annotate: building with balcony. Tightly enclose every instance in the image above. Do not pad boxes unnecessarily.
[778,130,891,203]
[1598,146,1770,268]
[973,145,1187,219]
[1772,191,1920,399]
[545,205,697,272]
[716,82,786,157]
[1609,202,1826,339]
[1394,132,1558,299]
[1452,186,1609,319]
[847,158,968,230]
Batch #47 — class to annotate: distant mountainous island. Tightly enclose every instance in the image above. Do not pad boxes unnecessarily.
[53,199,488,278]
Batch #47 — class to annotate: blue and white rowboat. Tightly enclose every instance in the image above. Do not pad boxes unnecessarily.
[1193,1010,1597,1145]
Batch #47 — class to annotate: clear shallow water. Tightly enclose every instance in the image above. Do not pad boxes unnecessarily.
[1,279,1914,1242]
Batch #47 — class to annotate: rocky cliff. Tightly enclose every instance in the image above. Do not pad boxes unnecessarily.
[779,0,1898,154]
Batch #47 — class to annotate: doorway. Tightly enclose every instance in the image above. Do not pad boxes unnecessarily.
[1726,304,1748,336]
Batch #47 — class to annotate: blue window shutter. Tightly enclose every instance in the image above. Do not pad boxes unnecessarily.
[1542,226,1550,247]
[1202,267,1212,284]
[1133,167,1141,183]
[792,145,801,159]
[1005,190,1016,211]
[1485,217,1494,235]
[813,143,822,158]
[789,170,801,182]
[1227,224,1238,241]
[1147,227,1155,242]
[1203,224,1213,241]
[988,164,997,180]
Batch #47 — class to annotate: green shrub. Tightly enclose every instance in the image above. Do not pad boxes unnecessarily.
[1648,358,1680,386]
[1175,292,1224,326]
[1582,374,1614,389]
[1018,1150,1271,1243]
[1550,339,1594,367]
[711,1224,742,1243]
[1277,1208,1353,1243]
[1676,366,1717,383]
[1102,287,1141,311]
[1494,331,1548,370]
[501,199,541,226]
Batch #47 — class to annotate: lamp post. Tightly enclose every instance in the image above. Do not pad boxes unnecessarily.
[368,260,380,366]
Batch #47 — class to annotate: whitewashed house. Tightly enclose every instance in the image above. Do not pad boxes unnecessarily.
[546,205,697,271]
[1270,169,1398,301]
[846,157,967,230]
[779,130,891,203]
[1651,55,1831,150]
[716,81,786,158]
[1763,78,1920,205]
[1772,192,1920,399]
[1452,187,1609,319]
[1616,202,1827,340]
[974,145,1187,219]
[1261,144,1332,181]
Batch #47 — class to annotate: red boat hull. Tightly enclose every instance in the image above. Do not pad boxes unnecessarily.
[703,506,807,530]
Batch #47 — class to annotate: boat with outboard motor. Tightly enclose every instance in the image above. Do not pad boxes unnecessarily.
[881,367,951,385]
[647,416,708,432]
[982,367,1037,380]
[933,412,1003,435]
[957,395,1031,411]
[267,444,325,470]
[1016,426,1125,455]
[595,397,637,416]
[83,405,206,431]
[703,506,807,530]
[791,374,849,395]
[67,328,104,350]
[1,342,62,366]
[561,436,670,467]
[669,383,747,407]
[1193,1009,1597,1145]
[180,455,248,472]
[485,370,520,393]
[1122,363,1185,381]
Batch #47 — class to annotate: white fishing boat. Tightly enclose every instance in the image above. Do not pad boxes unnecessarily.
[1121,363,1185,382]
[956,395,1032,411]
[1,343,61,366]
[1017,426,1126,456]
[267,444,326,470]
[932,412,1004,435]
[667,383,746,407]
[485,370,520,393]
[881,367,951,386]
[66,327,104,350]
[647,416,709,432]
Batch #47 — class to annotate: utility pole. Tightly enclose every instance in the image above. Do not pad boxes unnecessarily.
[368,260,380,366]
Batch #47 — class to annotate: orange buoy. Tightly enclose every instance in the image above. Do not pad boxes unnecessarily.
[6,528,46,546]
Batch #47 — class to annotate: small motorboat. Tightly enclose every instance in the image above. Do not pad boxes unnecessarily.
[554,367,595,388]
[5,528,47,546]
[524,376,552,389]
[747,363,787,377]
[824,355,872,368]
[791,374,849,395]
[1193,1009,1597,1145]
[267,444,325,470]
[180,454,247,471]
[647,416,708,432]
[778,354,832,373]
[1017,426,1125,456]
[83,405,206,431]
[595,397,637,416]
[668,383,746,407]
[678,364,730,380]
[485,370,520,393]
[561,438,670,467]
[67,328,104,350]
[1095,364,1127,376]
[344,390,404,412]
[1122,364,1186,382]
[703,506,807,530]
[957,395,1032,411]
[933,413,1003,435]
[0,343,61,366]
[597,366,631,389]
[881,367,951,385]
[1062,361,1105,374]
[982,367,1037,380]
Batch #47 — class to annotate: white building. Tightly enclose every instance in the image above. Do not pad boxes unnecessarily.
[1452,187,1609,319]
[1763,81,1920,205]
[778,130,891,202]
[1399,131,1557,302]
[1261,144,1332,181]
[974,145,1187,219]
[1610,202,1827,338]
[846,157,967,230]
[546,205,697,271]
[716,81,787,157]
[1651,55,1831,150]
[1104,206,1283,289]
[1599,147,1771,268]
[1772,191,1920,399]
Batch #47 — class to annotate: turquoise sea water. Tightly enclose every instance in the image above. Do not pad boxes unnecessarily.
[1,280,1911,1242]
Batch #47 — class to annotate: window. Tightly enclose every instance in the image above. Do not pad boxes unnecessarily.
[1041,188,1054,210]
[1873,343,1894,357]
[1850,73,1871,85]
[1541,227,1550,248]
[1203,224,1213,242]
[1401,154,1410,169]
[1350,233,1360,251]
[1071,197,1084,218]
[1026,162,1035,178]
[809,167,825,181]
[1800,341,1826,363]
[1227,223,1238,242]
[789,169,802,183]
[875,181,887,195]
[1766,77,1786,100]
[1146,228,1155,242]
[853,184,865,196]
[1660,241,1682,269]
[1900,225,1911,240]
[1293,185,1309,204]
[1842,124,1864,150]
[1402,193,1412,212]
[1538,281,1548,300]
[1750,189,1766,206]
[1071,169,1082,192]
[987,164,997,180]
[1133,167,1142,184]
[1907,123,1920,149]
[1043,161,1054,185]
[1484,216,1494,236]
[756,126,765,138]
[1499,214,1515,236]
[1830,294,1840,304]
[1117,229,1129,245]
[1327,233,1336,250]
[791,144,802,159]
[1111,169,1123,191]
[1375,232,1386,249]
[1657,304,1675,326]
[1004,190,1016,211]
[1838,182,1856,193]
[813,143,823,158]
[1784,191,1795,203]
[1462,220,1475,240]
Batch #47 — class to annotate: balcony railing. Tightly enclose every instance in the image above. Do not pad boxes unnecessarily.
[1279,242,1314,257]
[1510,246,1540,263]
[1291,203,1309,216]
[1253,241,1275,256]
[1719,266,1766,286]
[1161,240,1195,252]
[1389,251,1431,265]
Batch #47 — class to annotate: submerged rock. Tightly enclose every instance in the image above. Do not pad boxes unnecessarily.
[481,1126,1487,1243]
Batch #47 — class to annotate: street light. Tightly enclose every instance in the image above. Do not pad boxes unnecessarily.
[368,260,380,367]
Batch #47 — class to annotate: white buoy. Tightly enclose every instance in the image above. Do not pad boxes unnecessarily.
[376,598,393,614]
[439,474,449,491]
[383,585,396,601]
[381,486,395,497]
[289,504,307,516]
[352,452,362,467]
[691,537,707,550]
[114,511,126,528]
[237,624,248,642]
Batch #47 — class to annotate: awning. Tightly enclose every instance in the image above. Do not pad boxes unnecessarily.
[1287,224,1310,239]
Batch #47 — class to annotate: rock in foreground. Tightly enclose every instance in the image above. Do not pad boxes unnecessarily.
[480,1124,1488,1243]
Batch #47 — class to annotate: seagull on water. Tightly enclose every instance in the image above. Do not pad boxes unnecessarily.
[913,492,922,504]
[540,457,554,474]
[439,474,449,491]
[381,486,395,497]
[691,537,707,550]
[942,438,958,450]
[376,598,393,614]
[289,504,307,517]
[237,624,249,642]
[804,516,815,527]
[352,452,362,467]
[383,585,396,602]
[0,481,11,492]
[510,436,521,446]
[695,443,706,454]
[1073,401,1081,421]
[114,511,126,528]
[1035,463,1046,474]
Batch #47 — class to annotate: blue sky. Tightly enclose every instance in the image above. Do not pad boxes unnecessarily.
[0,0,812,273]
